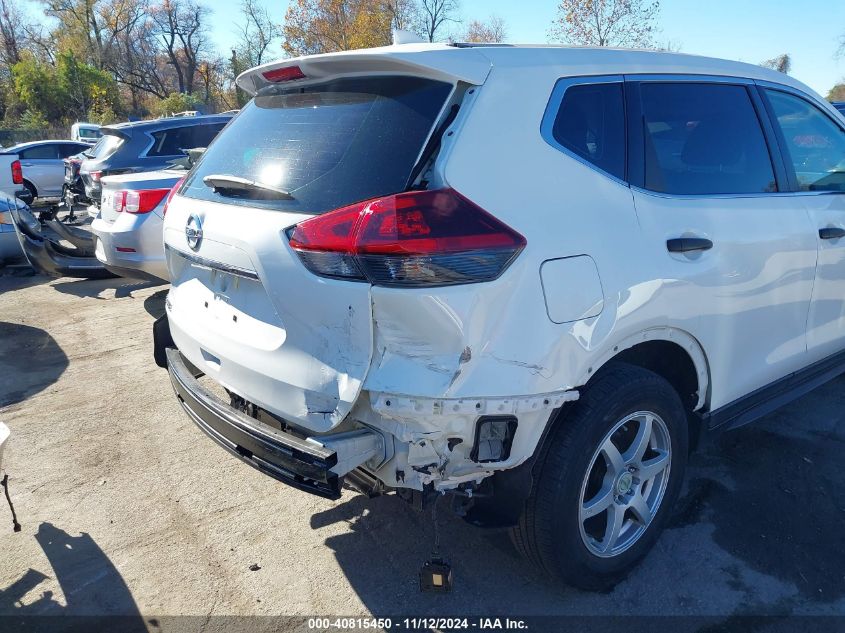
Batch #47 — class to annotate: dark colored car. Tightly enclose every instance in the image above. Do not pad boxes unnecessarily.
[834,102,845,116]
[66,114,233,208]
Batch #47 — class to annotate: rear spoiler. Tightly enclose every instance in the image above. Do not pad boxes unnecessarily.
[100,127,131,140]
[236,44,492,96]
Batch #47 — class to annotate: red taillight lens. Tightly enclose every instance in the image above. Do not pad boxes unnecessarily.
[262,65,306,82]
[90,171,102,182]
[162,178,184,217]
[11,160,23,185]
[113,188,171,214]
[288,189,526,287]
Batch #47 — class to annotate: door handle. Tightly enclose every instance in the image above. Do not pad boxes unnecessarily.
[666,237,713,253]
[819,227,845,240]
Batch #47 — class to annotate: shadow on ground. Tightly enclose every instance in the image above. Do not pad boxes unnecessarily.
[0,523,146,631]
[143,289,168,319]
[316,375,845,617]
[51,278,165,300]
[0,323,68,407]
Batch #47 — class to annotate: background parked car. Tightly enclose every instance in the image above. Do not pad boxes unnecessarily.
[0,152,31,205]
[91,167,185,282]
[4,140,90,203]
[73,114,233,211]
[834,102,845,116]
[0,193,25,262]
[71,122,102,144]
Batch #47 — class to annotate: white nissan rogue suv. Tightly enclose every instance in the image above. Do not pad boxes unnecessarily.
[155,42,845,589]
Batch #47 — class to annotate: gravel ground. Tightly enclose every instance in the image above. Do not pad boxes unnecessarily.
[1,270,845,629]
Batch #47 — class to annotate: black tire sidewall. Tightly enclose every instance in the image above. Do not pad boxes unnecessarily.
[538,365,689,585]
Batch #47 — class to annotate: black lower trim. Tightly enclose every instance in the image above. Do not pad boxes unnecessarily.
[706,348,845,431]
[166,348,341,499]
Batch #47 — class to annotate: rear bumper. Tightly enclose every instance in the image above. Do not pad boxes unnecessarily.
[91,214,169,282]
[166,347,343,499]
[9,207,116,279]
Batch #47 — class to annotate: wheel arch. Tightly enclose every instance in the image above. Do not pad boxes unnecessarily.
[579,328,710,413]
[23,178,38,197]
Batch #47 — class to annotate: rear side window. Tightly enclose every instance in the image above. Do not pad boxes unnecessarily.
[764,90,845,192]
[20,145,58,160]
[640,83,776,195]
[550,82,625,180]
[182,76,452,214]
[148,123,226,157]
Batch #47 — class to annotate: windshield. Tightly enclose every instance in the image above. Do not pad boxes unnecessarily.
[182,75,453,214]
[85,133,123,160]
[79,128,101,140]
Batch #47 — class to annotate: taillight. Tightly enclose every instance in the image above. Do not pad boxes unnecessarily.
[162,178,184,217]
[112,188,171,214]
[11,160,22,185]
[262,65,306,82]
[90,171,102,182]
[288,188,526,287]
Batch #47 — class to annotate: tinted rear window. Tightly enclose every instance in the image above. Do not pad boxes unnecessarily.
[182,76,452,214]
[87,134,124,160]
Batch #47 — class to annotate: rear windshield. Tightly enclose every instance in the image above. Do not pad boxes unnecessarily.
[86,134,124,160]
[181,75,452,214]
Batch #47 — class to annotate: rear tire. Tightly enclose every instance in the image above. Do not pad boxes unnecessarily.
[22,181,37,206]
[511,362,688,591]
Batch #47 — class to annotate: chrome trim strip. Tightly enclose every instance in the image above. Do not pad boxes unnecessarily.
[165,244,260,280]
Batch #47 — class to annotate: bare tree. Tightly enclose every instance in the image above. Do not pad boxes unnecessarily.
[760,53,791,74]
[234,0,281,68]
[549,0,660,48]
[383,0,420,33]
[463,15,506,43]
[418,0,459,42]
[0,0,25,71]
[42,0,108,68]
[151,0,211,94]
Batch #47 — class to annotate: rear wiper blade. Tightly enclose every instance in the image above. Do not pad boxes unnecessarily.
[202,174,294,200]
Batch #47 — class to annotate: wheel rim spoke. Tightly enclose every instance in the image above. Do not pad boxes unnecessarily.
[623,414,653,463]
[638,450,670,482]
[629,492,651,525]
[601,440,625,476]
[600,504,625,553]
[582,484,614,519]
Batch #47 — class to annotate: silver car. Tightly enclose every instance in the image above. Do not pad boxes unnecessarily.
[91,169,182,282]
[5,140,91,202]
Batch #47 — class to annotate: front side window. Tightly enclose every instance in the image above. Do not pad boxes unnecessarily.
[640,83,776,195]
[765,90,845,192]
[550,82,625,180]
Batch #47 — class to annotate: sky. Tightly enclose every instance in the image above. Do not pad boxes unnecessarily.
[17,0,845,96]
[205,0,845,96]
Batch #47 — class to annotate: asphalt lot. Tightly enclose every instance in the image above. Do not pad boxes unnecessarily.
[1,268,845,628]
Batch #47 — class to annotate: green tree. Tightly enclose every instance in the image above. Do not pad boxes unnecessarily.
[56,51,121,120]
[829,82,845,102]
[11,55,63,122]
[150,91,202,116]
